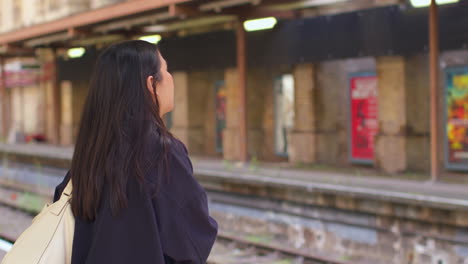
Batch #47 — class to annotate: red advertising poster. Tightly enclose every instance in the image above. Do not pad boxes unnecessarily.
[350,74,378,163]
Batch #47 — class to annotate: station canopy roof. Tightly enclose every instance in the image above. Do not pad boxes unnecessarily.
[0,0,406,54]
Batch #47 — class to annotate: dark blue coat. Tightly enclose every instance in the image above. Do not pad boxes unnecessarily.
[54,138,218,264]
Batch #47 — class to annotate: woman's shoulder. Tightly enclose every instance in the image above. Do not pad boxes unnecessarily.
[169,137,192,173]
[147,136,202,207]
[171,137,189,157]
[167,137,196,188]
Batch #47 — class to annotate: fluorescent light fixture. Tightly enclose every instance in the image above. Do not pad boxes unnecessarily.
[410,0,459,8]
[243,17,277,32]
[139,34,162,44]
[67,47,85,59]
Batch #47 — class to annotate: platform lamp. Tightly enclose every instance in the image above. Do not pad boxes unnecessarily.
[243,17,278,32]
[409,0,458,7]
[138,34,162,44]
[67,47,85,59]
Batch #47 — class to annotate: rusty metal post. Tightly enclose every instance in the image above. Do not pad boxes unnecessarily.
[51,49,61,145]
[0,57,7,141]
[429,0,440,181]
[236,19,248,162]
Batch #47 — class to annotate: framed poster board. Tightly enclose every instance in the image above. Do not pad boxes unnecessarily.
[273,74,295,157]
[349,72,378,164]
[444,66,468,171]
[215,80,226,153]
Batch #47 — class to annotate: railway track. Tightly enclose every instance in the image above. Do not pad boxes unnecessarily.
[0,203,34,259]
[211,232,348,264]
[0,203,345,264]
[0,181,347,264]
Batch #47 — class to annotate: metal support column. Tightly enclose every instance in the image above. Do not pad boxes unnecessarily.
[51,49,61,145]
[0,57,7,141]
[429,0,440,181]
[236,19,248,162]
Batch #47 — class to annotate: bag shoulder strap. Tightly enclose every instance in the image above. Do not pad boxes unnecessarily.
[62,180,73,198]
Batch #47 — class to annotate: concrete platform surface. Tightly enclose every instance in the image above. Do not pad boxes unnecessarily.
[1,143,468,209]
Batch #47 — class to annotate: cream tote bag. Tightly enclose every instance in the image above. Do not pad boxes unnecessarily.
[1,181,74,264]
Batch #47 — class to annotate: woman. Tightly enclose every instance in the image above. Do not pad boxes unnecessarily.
[53,40,218,264]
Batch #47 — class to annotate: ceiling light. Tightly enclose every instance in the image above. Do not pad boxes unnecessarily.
[139,34,162,44]
[410,0,459,8]
[243,17,277,32]
[67,47,85,59]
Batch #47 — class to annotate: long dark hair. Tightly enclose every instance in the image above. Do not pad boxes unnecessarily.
[70,40,173,221]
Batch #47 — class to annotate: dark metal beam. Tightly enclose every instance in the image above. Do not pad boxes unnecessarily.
[236,18,248,162]
[51,49,61,145]
[429,0,440,181]
[222,5,298,19]
[0,0,192,45]
[169,3,201,18]
[67,28,91,38]
[0,57,7,141]
[0,44,35,56]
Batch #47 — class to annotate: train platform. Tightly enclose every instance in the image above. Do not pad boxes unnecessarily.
[1,142,468,208]
[194,158,468,209]
[0,142,467,210]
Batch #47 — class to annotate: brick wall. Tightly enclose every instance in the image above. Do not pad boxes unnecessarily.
[315,57,376,166]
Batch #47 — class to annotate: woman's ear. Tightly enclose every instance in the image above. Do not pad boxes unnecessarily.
[146,75,155,95]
